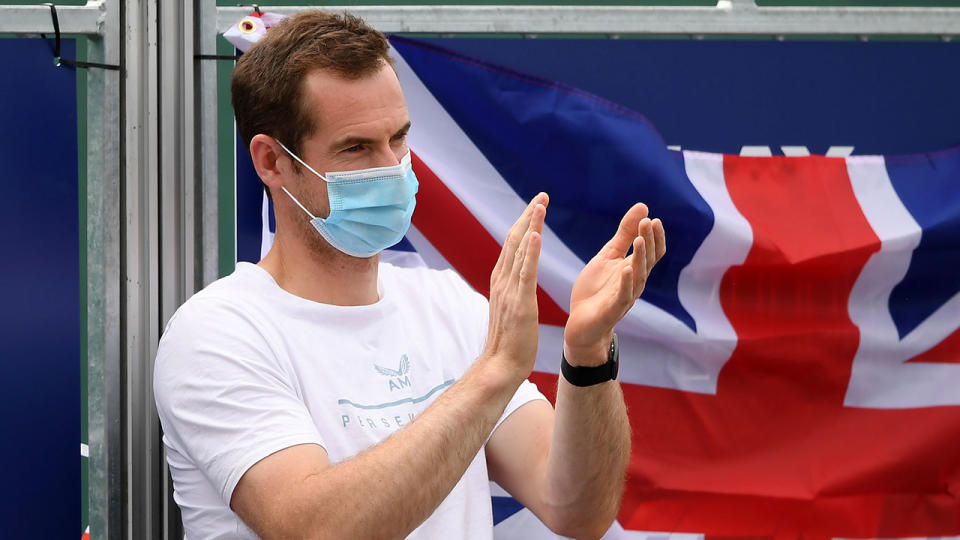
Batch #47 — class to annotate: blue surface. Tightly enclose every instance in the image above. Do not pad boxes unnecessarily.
[0,38,80,537]
[236,132,263,264]
[412,38,960,156]
[886,148,960,338]
[491,495,525,525]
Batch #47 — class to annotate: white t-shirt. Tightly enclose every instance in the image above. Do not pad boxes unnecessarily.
[154,262,546,540]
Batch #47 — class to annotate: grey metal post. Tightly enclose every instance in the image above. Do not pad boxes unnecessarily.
[216,4,960,35]
[197,0,222,289]
[83,0,124,538]
[159,0,221,535]
[122,0,163,536]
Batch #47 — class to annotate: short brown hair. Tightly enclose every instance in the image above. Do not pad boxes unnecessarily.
[231,10,392,177]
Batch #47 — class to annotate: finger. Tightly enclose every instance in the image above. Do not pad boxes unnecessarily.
[530,202,546,236]
[492,245,507,290]
[641,218,656,271]
[602,203,649,259]
[632,236,648,297]
[652,218,666,263]
[513,204,547,272]
[515,193,547,234]
[618,265,635,313]
[513,228,531,286]
[517,232,542,299]
[500,193,548,277]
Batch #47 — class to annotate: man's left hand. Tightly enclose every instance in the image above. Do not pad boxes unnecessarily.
[563,203,666,366]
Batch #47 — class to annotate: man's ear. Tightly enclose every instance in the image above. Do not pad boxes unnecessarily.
[249,134,290,193]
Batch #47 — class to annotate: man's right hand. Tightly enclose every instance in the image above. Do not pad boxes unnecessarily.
[481,193,549,384]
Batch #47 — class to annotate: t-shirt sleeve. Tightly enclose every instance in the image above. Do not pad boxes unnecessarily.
[154,297,325,506]
[494,378,549,434]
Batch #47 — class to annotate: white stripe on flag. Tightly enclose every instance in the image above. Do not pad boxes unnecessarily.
[400,224,454,272]
[493,506,706,540]
[379,250,429,269]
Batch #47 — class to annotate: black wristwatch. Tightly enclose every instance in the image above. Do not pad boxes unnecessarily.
[560,333,619,387]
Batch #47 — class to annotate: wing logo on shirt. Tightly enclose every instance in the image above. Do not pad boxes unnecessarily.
[375,354,412,392]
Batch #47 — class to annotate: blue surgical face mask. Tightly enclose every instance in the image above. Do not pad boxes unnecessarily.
[276,141,419,258]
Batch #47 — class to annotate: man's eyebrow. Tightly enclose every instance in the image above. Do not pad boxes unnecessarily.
[330,122,412,150]
[392,122,412,139]
[330,134,376,150]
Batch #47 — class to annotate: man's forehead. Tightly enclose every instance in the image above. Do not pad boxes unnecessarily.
[300,64,406,124]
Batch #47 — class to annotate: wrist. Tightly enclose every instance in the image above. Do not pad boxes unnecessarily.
[562,333,614,367]
[475,352,527,391]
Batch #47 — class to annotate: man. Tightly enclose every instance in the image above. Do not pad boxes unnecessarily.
[154,10,665,540]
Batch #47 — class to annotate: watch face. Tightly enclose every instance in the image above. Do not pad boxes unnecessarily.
[610,333,620,381]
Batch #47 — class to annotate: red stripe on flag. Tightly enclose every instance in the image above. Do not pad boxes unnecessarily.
[613,156,960,537]
[410,152,568,326]
[907,327,960,364]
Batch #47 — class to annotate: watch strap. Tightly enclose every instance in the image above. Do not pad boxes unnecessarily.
[560,333,619,387]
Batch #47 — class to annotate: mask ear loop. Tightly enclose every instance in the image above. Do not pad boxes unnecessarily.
[275,140,331,182]
[280,187,318,220]
[275,140,326,221]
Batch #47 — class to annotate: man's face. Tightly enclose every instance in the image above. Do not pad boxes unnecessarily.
[288,62,411,222]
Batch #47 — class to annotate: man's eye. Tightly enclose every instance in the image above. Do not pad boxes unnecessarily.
[344,145,362,153]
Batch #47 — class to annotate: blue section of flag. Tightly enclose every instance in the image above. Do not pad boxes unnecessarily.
[391,36,714,331]
[237,132,263,264]
[491,496,525,525]
[391,236,416,252]
[268,194,276,233]
[886,148,960,338]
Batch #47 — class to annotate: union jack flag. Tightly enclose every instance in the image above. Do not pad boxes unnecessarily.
[246,35,960,539]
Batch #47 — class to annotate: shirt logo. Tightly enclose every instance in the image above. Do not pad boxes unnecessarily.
[374,354,411,392]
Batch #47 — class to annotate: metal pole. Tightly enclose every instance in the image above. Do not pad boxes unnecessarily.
[216,3,960,36]
[158,0,201,530]
[122,0,162,536]
[0,2,104,35]
[85,0,123,537]
[3,1,958,36]
[197,0,222,289]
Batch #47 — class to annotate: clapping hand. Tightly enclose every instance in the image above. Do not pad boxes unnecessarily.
[562,203,666,366]
[482,193,549,381]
